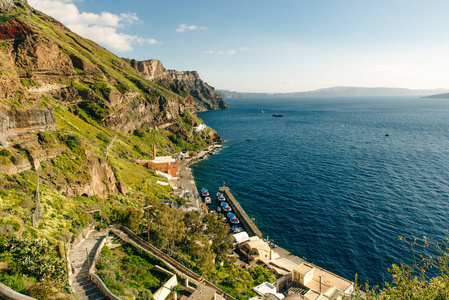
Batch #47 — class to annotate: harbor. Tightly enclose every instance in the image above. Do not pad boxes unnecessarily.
[167,144,224,212]
[163,143,357,298]
[202,186,356,299]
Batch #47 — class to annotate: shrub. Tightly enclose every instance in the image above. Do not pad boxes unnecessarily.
[26,281,53,299]
[0,13,17,25]
[0,148,12,157]
[97,132,110,143]
[77,100,110,121]
[133,129,145,138]
[20,79,39,88]
[63,134,82,151]
[133,145,145,156]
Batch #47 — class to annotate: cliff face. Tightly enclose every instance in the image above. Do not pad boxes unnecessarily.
[0,106,56,147]
[104,96,184,133]
[0,0,221,202]
[130,59,228,112]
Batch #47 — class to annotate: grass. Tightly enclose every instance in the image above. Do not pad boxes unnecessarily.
[96,243,174,299]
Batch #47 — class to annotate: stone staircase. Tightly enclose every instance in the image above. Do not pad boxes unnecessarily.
[69,230,108,300]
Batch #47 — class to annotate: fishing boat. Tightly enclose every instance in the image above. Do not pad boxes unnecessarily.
[231,225,244,233]
[201,188,209,197]
[227,212,240,225]
[220,201,232,212]
[246,138,252,141]
[204,196,211,204]
[216,206,222,213]
[261,108,264,114]
[216,193,226,202]
[272,113,284,117]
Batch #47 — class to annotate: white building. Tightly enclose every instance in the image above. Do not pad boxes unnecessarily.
[193,123,207,132]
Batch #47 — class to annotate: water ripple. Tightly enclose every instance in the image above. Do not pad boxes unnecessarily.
[192,97,449,286]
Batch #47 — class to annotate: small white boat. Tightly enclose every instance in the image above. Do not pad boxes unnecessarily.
[201,188,209,197]
[204,197,211,204]
[216,193,226,202]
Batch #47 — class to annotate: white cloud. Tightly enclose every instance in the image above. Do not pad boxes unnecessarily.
[28,0,159,52]
[176,23,207,32]
[203,49,237,55]
[218,50,236,55]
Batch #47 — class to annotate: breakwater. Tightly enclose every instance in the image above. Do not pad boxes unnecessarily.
[219,187,262,238]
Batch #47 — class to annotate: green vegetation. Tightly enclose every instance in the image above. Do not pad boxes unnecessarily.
[96,243,172,299]
[213,260,276,299]
[20,79,39,88]
[0,13,17,24]
[0,235,69,298]
[352,236,449,299]
[76,100,110,122]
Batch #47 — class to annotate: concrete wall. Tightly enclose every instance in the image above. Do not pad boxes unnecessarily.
[89,231,121,300]
[0,283,36,300]
[153,275,177,300]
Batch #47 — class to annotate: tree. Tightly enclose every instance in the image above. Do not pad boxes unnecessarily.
[204,212,231,260]
[352,236,449,299]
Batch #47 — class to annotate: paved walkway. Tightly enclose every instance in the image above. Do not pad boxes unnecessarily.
[69,230,108,300]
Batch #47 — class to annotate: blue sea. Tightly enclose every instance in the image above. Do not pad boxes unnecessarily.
[191,97,449,286]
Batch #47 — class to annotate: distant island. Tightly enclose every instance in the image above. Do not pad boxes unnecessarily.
[217,86,449,98]
[422,92,449,99]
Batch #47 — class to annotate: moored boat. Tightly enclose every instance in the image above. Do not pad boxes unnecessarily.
[231,225,244,233]
[272,113,284,117]
[227,212,240,225]
[204,196,211,204]
[216,193,226,202]
[201,188,209,197]
[220,201,232,212]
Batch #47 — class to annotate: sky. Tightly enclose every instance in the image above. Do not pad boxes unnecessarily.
[27,0,449,93]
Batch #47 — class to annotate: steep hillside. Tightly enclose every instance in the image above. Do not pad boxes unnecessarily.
[129,59,228,111]
[0,2,228,297]
[0,0,225,144]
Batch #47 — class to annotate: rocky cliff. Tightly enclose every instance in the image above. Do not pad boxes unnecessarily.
[0,0,220,201]
[129,59,228,112]
[0,106,56,147]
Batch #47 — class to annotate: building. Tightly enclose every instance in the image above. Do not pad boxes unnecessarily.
[275,262,354,300]
[183,283,225,300]
[241,236,279,263]
[136,146,179,177]
[193,123,207,132]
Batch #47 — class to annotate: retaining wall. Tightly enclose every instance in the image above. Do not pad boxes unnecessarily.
[0,283,36,300]
[110,225,236,300]
[88,230,121,300]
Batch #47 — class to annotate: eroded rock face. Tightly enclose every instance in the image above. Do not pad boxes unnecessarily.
[104,96,184,133]
[0,47,21,100]
[13,35,76,80]
[0,19,34,40]
[130,59,228,111]
[63,153,118,199]
[130,59,166,80]
[69,54,103,77]
[0,105,56,146]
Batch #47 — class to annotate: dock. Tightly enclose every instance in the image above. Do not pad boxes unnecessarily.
[217,187,356,299]
[219,187,262,238]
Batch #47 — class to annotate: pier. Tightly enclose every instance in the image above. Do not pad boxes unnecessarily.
[219,187,262,238]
